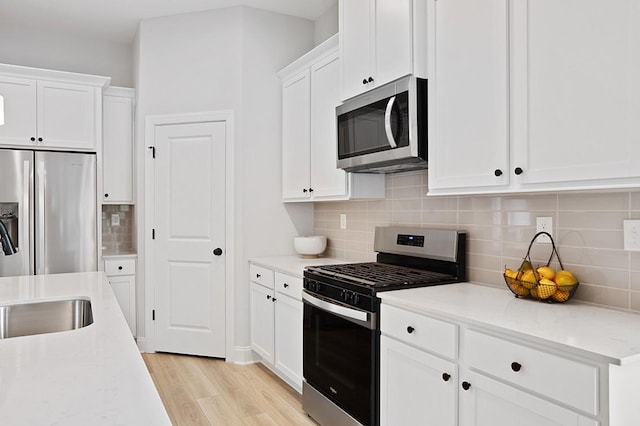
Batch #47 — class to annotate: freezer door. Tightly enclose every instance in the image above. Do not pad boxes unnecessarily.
[35,151,97,274]
[0,149,34,277]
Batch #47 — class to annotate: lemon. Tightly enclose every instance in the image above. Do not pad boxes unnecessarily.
[504,268,518,279]
[551,289,570,302]
[520,269,538,289]
[537,278,557,299]
[536,266,555,281]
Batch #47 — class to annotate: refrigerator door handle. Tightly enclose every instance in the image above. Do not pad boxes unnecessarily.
[37,160,45,274]
[22,160,31,276]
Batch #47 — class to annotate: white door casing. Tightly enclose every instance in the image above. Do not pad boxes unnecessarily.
[144,111,234,359]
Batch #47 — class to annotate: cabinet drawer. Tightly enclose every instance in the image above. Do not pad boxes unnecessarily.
[381,304,457,360]
[275,272,302,300]
[250,264,274,288]
[104,258,136,276]
[465,329,598,415]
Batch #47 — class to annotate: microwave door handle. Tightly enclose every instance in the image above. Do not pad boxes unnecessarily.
[384,96,398,148]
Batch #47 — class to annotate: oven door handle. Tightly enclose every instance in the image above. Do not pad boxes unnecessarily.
[303,292,376,330]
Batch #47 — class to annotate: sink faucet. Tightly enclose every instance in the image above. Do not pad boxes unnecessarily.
[0,220,17,256]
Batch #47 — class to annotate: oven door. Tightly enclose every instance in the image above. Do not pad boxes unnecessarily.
[302,291,377,426]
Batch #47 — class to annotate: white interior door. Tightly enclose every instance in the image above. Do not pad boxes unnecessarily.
[153,121,226,358]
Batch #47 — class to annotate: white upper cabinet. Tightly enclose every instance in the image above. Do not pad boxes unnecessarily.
[0,76,37,146]
[282,69,312,200]
[339,0,426,101]
[428,0,640,195]
[0,64,109,152]
[427,0,510,192]
[103,87,135,204]
[279,35,385,203]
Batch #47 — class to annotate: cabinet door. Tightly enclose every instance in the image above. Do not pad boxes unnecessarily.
[427,0,510,192]
[108,275,136,336]
[459,371,597,426]
[0,76,37,146]
[250,282,275,364]
[374,0,413,87]
[380,336,457,426]
[310,52,348,200]
[274,294,303,390]
[103,94,134,203]
[511,0,640,186]
[37,80,97,150]
[281,70,311,201]
[340,0,374,100]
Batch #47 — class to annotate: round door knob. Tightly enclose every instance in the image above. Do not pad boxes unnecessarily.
[442,373,451,382]
[213,248,223,256]
[283,283,289,288]
[309,188,314,192]
[256,273,261,278]
[367,76,374,83]
[461,381,471,391]
[272,297,277,302]
[31,137,36,141]
[303,188,308,193]
[511,362,522,372]
[406,326,415,334]
[266,295,271,300]
[494,169,503,177]
[104,193,109,198]
[514,167,523,175]
[38,137,43,142]
[118,266,123,270]
[362,78,368,85]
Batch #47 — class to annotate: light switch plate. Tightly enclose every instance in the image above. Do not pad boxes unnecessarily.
[111,213,120,226]
[624,220,640,251]
[340,213,347,230]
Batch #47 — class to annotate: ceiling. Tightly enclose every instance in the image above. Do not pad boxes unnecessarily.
[0,0,337,44]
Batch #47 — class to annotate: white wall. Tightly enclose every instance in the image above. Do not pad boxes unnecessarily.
[135,6,314,359]
[314,3,338,46]
[0,23,133,86]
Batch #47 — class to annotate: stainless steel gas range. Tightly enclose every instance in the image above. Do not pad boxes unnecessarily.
[301,226,466,426]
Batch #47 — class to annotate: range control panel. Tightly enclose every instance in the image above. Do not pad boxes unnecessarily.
[397,233,425,247]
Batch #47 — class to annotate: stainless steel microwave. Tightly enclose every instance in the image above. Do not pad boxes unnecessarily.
[336,76,427,173]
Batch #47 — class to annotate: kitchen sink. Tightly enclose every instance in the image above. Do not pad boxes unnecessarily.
[0,298,93,339]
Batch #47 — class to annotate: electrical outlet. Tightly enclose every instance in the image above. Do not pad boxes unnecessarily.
[340,213,347,230]
[536,217,552,244]
[624,220,640,251]
[111,213,120,227]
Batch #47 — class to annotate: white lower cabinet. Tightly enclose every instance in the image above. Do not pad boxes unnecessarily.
[380,303,605,425]
[103,257,136,336]
[249,263,303,392]
[380,336,457,426]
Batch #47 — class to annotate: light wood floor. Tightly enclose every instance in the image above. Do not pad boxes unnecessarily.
[143,353,317,425]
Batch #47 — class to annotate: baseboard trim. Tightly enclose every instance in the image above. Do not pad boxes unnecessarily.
[232,346,260,364]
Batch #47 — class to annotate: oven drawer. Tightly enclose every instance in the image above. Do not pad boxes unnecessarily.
[275,272,302,300]
[250,264,274,289]
[381,304,457,360]
[465,329,598,415]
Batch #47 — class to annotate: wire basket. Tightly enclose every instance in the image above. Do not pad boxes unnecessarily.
[503,232,579,303]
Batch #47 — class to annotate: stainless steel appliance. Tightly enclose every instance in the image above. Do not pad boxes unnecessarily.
[336,76,427,173]
[0,149,97,277]
[302,227,466,426]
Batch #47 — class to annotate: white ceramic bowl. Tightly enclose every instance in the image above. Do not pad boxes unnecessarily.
[294,236,327,258]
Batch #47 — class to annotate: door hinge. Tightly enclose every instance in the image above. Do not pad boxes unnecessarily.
[148,146,156,158]
[152,309,155,320]
[152,228,155,239]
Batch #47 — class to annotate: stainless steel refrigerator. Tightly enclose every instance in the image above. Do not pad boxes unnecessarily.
[0,149,97,277]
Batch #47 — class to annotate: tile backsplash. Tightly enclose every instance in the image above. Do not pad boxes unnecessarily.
[313,171,640,312]
[102,205,135,252]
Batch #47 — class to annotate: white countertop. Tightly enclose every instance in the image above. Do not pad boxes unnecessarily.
[0,272,170,425]
[379,283,640,366]
[249,255,348,277]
